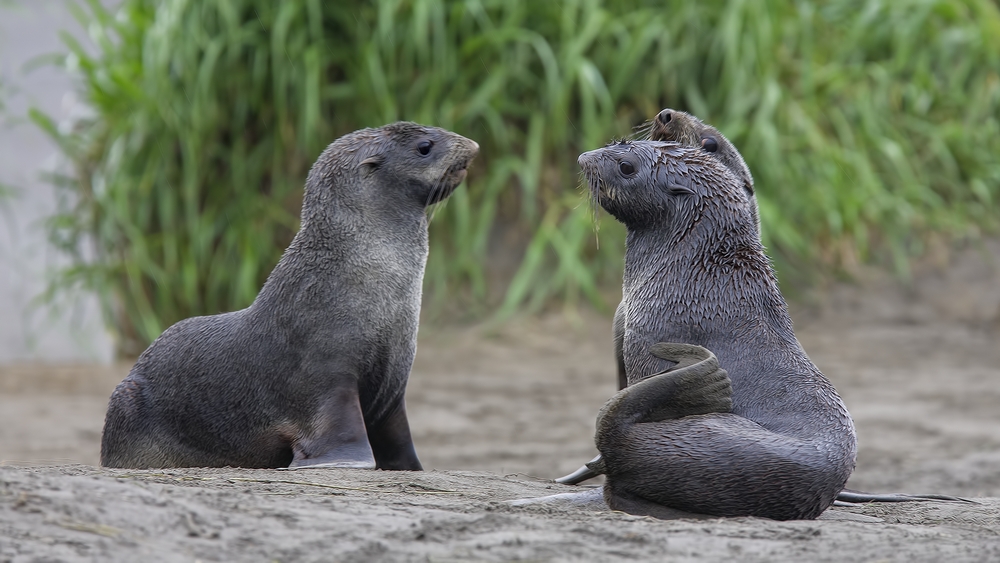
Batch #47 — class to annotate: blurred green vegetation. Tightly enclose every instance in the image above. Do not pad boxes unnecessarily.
[32,0,1000,356]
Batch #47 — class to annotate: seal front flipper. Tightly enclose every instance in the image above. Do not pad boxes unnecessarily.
[367,400,422,470]
[287,386,376,469]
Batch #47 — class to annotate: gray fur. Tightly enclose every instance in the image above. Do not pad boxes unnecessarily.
[101,122,479,470]
[577,139,857,520]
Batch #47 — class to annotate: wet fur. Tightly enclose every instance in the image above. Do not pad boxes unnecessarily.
[101,122,479,470]
[578,140,857,520]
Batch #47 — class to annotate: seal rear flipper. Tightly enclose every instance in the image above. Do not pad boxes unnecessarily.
[559,343,728,485]
[554,454,604,485]
[834,489,975,505]
[597,344,732,440]
[287,386,376,469]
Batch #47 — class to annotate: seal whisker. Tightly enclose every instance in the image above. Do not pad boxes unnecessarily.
[631,120,654,140]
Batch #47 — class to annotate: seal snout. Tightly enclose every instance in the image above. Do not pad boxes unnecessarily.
[577,148,601,170]
[656,109,672,124]
[576,150,601,189]
[452,136,480,173]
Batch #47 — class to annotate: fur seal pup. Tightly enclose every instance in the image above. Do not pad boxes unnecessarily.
[578,139,858,520]
[557,111,970,507]
[101,122,479,470]
[558,109,758,480]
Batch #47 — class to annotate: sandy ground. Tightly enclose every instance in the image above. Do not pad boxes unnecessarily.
[1,241,1000,561]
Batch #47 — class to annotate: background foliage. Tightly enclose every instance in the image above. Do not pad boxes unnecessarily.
[33,0,1000,356]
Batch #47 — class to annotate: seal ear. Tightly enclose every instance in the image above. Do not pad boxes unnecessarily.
[667,183,695,196]
[360,154,385,177]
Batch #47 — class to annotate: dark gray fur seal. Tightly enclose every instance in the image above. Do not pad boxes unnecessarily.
[559,109,759,474]
[614,108,757,390]
[556,111,970,508]
[101,122,479,470]
[577,139,858,520]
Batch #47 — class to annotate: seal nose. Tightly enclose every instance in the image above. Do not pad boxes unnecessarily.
[657,109,672,124]
[577,149,601,177]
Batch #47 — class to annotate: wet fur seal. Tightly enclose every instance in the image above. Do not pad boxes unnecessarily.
[576,138,858,520]
[101,122,479,470]
[558,109,762,476]
[618,108,758,390]
[555,110,969,510]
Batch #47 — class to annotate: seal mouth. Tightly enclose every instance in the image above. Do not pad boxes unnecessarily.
[427,160,470,205]
[578,150,614,206]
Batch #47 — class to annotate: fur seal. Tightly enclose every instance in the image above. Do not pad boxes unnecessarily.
[556,111,970,508]
[576,139,858,520]
[100,122,479,470]
[559,109,759,475]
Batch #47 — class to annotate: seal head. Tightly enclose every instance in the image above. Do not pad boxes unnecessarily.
[637,109,758,233]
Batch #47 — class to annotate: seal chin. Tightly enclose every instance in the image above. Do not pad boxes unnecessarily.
[427,164,469,204]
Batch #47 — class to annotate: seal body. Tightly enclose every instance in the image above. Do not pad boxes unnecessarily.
[101,122,479,470]
[578,139,857,520]
[607,109,758,390]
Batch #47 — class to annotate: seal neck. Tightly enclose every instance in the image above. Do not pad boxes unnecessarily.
[622,223,794,341]
[250,188,430,317]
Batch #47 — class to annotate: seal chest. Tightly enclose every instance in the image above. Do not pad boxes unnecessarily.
[576,139,857,520]
[100,122,478,470]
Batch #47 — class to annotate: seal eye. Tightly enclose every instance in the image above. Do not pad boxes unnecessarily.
[701,137,719,153]
[619,161,636,176]
[417,140,434,156]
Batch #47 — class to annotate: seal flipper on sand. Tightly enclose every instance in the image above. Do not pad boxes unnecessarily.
[833,489,975,505]
[366,401,421,470]
[287,386,376,469]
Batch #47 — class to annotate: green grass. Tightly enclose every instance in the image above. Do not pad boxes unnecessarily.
[31,0,1000,355]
